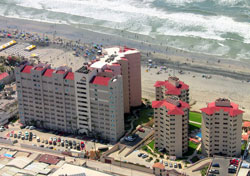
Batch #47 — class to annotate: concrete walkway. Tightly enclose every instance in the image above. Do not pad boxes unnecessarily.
[189,120,201,125]
[187,143,201,163]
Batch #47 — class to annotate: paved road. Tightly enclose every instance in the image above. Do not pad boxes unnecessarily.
[86,160,154,176]
[0,142,153,176]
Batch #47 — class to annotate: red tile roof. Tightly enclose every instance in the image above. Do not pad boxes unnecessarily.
[153,162,165,170]
[190,138,200,144]
[43,69,55,77]
[242,134,249,141]
[91,76,111,86]
[152,99,189,115]
[35,67,44,71]
[200,101,244,116]
[65,72,74,80]
[248,131,250,135]
[243,121,250,128]
[56,70,65,74]
[112,63,120,66]
[0,72,9,80]
[38,154,61,165]
[154,80,189,95]
[21,65,33,74]
[105,69,113,73]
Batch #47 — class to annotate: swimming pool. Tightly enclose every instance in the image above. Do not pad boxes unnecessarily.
[196,132,202,138]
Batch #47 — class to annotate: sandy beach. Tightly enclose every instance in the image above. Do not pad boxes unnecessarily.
[0,15,250,120]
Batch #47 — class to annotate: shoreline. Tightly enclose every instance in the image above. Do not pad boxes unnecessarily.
[1,15,250,79]
[0,15,250,120]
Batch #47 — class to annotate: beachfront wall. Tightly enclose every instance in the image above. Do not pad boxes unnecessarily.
[201,98,243,157]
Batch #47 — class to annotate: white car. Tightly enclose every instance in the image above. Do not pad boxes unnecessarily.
[29,126,35,130]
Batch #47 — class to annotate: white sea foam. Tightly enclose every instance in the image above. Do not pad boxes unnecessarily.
[2,0,250,59]
[14,0,250,42]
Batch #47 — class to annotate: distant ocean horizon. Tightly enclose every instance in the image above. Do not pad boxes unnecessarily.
[0,0,249,60]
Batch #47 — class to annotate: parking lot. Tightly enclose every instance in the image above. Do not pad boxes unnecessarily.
[209,157,239,176]
[0,122,112,153]
[120,127,152,147]
[108,145,183,170]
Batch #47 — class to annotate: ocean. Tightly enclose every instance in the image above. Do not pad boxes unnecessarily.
[0,0,249,60]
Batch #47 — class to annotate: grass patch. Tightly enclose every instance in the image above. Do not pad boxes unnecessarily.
[141,145,157,157]
[189,111,202,123]
[184,141,198,156]
[190,156,200,163]
[148,140,155,150]
[200,166,209,176]
[134,108,153,127]
[241,140,247,155]
[189,122,201,133]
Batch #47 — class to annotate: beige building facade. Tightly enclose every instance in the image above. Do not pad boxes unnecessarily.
[201,98,243,157]
[15,63,77,133]
[93,46,141,113]
[152,97,190,157]
[15,46,142,142]
[154,77,189,103]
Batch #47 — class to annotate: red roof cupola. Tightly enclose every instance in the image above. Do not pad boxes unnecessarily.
[152,97,189,115]
[154,77,189,95]
[200,98,244,116]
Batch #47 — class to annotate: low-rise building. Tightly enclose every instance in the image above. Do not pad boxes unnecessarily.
[201,98,243,157]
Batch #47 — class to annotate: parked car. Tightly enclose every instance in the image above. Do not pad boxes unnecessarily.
[141,154,148,159]
[69,140,72,146]
[212,163,220,167]
[10,133,13,137]
[178,164,182,169]
[174,163,177,168]
[37,137,40,142]
[45,139,48,144]
[77,145,81,151]
[29,126,35,130]
[209,169,219,174]
[25,126,30,129]
[21,135,25,140]
[14,134,17,138]
[61,142,64,147]
[138,153,143,157]
[138,128,145,133]
[40,145,44,148]
[20,125,26,129]
[53,141,57,146]
[125,134,138,142]
[169,163,173,168]
[49,146,53,149]
[164,162,168,166]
